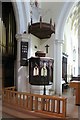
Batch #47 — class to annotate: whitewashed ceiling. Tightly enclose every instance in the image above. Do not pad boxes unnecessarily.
[40,2,65,23]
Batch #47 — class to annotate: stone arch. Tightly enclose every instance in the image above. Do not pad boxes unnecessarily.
[12,2,20,33]
[56,2,76,40]
[12,2,27,34]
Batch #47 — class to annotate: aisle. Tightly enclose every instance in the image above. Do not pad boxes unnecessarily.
[62,88,79,118]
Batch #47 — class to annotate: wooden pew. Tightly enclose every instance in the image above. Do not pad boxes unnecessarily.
[71,76,80,81]
[70,81,80,105]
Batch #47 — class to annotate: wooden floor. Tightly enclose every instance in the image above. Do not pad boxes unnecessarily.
[1,87,80,119]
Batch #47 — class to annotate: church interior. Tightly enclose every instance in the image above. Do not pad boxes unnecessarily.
[0,1,80,119]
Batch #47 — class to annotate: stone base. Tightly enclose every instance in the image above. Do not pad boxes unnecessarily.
[30,85,53,95]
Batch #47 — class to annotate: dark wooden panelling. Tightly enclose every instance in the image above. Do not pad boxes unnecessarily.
[2,2,16,87]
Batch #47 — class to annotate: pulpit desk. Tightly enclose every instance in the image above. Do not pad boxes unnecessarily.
[70,81,80,105]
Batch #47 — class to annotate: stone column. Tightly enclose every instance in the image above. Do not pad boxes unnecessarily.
[16,33,30,92]
[53,39,63,95]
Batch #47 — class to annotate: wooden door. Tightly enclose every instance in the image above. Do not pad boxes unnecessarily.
[62,56,67,83]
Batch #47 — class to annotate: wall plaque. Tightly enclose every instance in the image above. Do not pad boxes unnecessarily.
[20,41,28,66]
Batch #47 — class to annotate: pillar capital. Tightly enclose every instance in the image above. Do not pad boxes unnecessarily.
[15,33,30,42]
[54,39,64,44]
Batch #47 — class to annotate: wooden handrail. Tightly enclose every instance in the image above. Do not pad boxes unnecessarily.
[2,87,67,118]
[4,86,16,91]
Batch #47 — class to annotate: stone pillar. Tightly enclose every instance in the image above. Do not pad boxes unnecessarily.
[16,33,30,92]
[53,39,63,95]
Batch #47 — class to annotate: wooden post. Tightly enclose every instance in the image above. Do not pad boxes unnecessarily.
[35,97,38,111]
[31,17,32,25]
[57,100,60,114]
[40,16,42,28]
[16,93,18,105]
[51,99,55,112]
[7,91,10,103]
[50,18,52,25]
[26,95,28,109]
[45,99,49,111]
[62,99,66,118]
[41,98,44,111]
[30,96,33,111]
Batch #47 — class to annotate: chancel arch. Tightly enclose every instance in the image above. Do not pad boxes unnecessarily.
[12,2,27,34]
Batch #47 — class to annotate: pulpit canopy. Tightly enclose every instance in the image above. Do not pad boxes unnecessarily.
[28,16,55,39]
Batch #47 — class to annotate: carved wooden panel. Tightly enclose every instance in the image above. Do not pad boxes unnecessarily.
[29,57,54,85]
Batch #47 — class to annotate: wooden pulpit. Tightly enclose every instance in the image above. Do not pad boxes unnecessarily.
[29,57,54,85]
[70,81,80,105]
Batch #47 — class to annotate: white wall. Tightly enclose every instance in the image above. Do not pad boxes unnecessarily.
[39,34,55,58]
[30,34,41,57]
